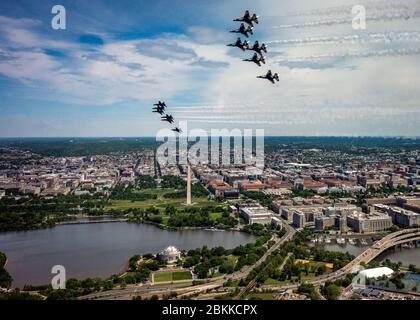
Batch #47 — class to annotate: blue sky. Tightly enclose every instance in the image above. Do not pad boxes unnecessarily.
[0,0,419,137]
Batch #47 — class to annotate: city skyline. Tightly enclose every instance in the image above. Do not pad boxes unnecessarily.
[0,0,420,137]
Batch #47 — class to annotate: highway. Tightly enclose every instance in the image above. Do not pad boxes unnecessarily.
[235,232,295,299]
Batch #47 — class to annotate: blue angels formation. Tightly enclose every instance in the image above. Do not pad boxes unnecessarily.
[152,101,182,133]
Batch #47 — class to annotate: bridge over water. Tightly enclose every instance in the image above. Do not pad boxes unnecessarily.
[264,228,420,290]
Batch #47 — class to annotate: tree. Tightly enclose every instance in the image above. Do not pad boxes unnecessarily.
[194,264,209,279]
[219,262,234,274]
[408,264,419,274]
[0,252,6,267]
[165,206,176,216]
[0,268,12,289]
[298,283,321,300]
[322,283,341,300]
[315,264,327,276]
[0,252,12,289]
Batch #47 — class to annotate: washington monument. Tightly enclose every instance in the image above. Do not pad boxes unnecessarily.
[186,165,192,205]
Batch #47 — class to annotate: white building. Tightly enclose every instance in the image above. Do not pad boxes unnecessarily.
[158,246,181,263]
[347,212,393,233]
[240,207,273,225]
[271,216,283,228]
[359,267,394,279]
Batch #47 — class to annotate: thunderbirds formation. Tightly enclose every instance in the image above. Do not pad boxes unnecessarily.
[151,10,279,130]
[228,10,279,84]
[152,101,182,133]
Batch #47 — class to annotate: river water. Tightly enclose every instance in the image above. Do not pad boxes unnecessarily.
[0,222,256,288]
[311,242,420,266]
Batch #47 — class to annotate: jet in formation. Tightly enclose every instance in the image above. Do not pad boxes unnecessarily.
[227,37,249,51]
[172,127,183,133]
[247,40,267,56]
[161,114,174,124]
[153,101,166,108]
[243,53,265,66]
[152,105,166,115]
[153,101,166,115]
[234,10,259,27]
[230,23,253,38]
[257,70,279,84]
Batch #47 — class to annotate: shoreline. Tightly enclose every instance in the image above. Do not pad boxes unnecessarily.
[1,216,240,234]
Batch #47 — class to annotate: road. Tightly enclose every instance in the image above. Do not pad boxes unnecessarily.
[236,230,295,299]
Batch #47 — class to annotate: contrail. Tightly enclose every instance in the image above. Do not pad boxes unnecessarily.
[173,102,251,108]
[181,119,317,125]
[273,47,420,63]
[273,9,420,29]
[283,0,416,17]
[178,104,420,126]
[175,106,293,114]
[266,31,420,46]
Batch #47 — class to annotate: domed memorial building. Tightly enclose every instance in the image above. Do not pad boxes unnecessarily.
[157,246,181,263]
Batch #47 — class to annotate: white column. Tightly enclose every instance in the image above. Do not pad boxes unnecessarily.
[186,165,192,205]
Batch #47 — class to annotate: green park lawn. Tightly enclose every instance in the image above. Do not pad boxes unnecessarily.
[105,188,215,211]
[263,278,281,285]
[133,188,177,195]
[246,293,276,300]
[209,212,222,220]
[269,270,332,286]
[154,271,192,282]
[172,271,192,281]
[104,197,214,212]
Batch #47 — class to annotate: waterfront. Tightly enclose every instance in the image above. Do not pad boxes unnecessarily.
[0,222,256,288]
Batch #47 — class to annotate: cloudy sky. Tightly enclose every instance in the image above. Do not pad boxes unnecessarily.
[0,0,419,137]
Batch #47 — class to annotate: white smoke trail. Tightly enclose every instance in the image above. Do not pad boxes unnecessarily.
[273,8,420,29]
[266,31,420,46]
[283,0,417,17]
[273,47,420,63]
[182,119,318,125]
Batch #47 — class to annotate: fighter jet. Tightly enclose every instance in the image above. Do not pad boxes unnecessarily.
[234,10,259,27]
[172,127,183,134]
[161,114,174,124]
[243,53,265,66]
[152,105,165,115]
[230,23,253,38]
[227,37,249,51]
[247,41,267,56]
[257,70,279,84]
[153,101,167,108]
